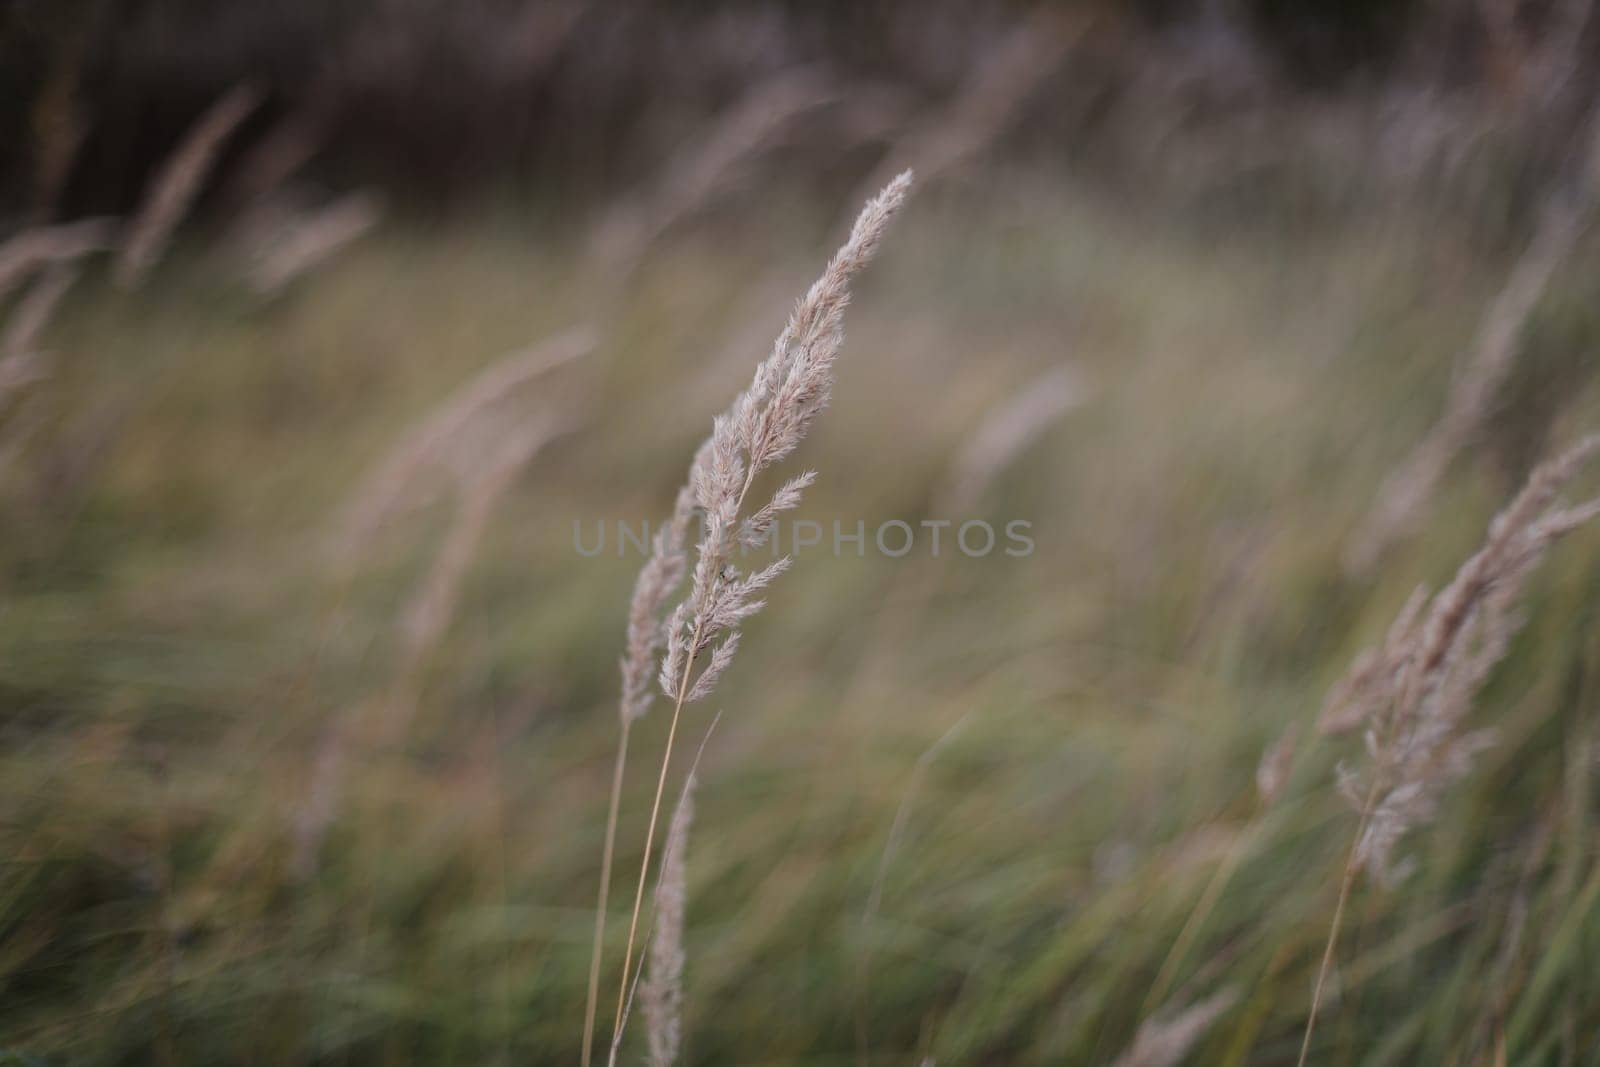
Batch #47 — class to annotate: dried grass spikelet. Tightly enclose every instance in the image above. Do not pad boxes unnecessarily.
[657,170,913,708]
[605,171,913,1054]
[114,83,264,290]
[334,327,596,563]
[247,191,383,295]
[1111,988,1239,1067]
[621,485,699,725]
[641,773,695,1067]
[1328,432,1600,885]
[587,70,837,287]
[1344,115,1600,575]
[935,364,1085,514]
[0,218,116,304]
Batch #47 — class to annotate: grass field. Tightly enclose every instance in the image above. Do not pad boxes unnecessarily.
[3,169,1599,1063]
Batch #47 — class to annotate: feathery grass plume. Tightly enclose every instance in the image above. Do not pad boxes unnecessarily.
[935,364,1085,514]
[587,70,837,290]
[114,84,263,290]
[1300,431,1600,1064]
[1344,114,1600,574]
[622,487,699,725]
[584,269,810,1064]
[1316,586,1431,737]
[641,773,695,1067]
[1110,989,1238,1067]
[247,191,383,295]
[0,218,116,304]
[607,170,914,1052]
[334,328,596,562]
[1334,432,1600,884]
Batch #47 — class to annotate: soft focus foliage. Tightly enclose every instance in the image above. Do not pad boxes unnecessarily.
[3,3,1600,1064]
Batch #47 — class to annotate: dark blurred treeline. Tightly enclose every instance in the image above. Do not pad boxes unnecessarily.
[1,0,1596,224]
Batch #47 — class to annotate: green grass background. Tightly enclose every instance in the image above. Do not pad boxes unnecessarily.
[2,171,1599,1063]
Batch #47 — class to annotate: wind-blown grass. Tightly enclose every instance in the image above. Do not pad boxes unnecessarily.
[1,172,1598,1065]
[1301,431,1600,1062]
[597,170,913,1062]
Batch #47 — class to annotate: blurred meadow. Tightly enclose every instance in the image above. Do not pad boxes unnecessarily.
[3,2,1600,1064]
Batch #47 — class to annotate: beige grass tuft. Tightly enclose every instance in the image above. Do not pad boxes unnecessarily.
[599,170,913,1059]
[1302,431,1600,1063]
[1331,432,1600,884]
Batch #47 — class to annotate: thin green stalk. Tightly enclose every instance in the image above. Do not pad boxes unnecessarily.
[582,718,632,1067]
[611,623,701,1048]
[1299,776,1380,1066]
